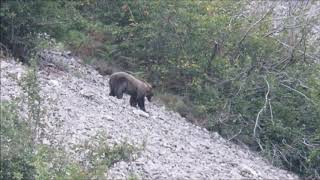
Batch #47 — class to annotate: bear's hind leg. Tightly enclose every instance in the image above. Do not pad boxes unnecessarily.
[116,82,127,99]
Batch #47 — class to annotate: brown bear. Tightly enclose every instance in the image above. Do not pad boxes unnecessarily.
[109,72,153,112]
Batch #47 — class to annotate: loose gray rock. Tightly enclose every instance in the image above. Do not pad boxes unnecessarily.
[0,52,299,180]
[133,109,150,118]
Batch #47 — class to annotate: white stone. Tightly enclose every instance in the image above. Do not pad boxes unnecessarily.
[133,109,150,118]
[49,79,60,86]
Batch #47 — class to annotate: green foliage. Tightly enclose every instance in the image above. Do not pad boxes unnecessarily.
[18,56,42,146]
[32,136,140,180]
[0,102,35,180]
[1,0,319,178]
[0,0,90,60]
[127,173,140,180]
[77,133,140,178]
[32,146,87,180]
[0,56,42,179]
[82,1,319,177]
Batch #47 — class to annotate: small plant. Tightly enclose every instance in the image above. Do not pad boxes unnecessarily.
[77,133,141,178]
[33,133,142,179]
[34,33,65,52]
[157,93,207,125]
[20,56,42,144]
[32,145,87,180]
[127,173,140,180]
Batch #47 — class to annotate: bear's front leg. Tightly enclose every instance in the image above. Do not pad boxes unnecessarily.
[137,97,146,112]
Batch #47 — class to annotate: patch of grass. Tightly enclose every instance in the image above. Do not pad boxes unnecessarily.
[20,56,42,144]
[127,173,140,180]
[77,133,141,178]
[157,93,208,126]
[32,145,87,180]
[33,134,142,179]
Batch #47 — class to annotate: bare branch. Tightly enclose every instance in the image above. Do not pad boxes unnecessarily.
[268,99,274,125]
[302,138,319,148]
[264,24,305,37]
[271,37,319,62]
[280,83,315,104]
[278,147,291,166]
[228,128,242,141]
[228,13,246,31]
[256,138,264,152]
[253,76,270,138]
[238,7,274,45]
[0,42,10,57]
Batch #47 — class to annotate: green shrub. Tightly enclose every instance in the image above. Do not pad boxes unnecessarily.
[0,101,35,180]
[32,135,141,180]
[77,133,141,178]
[32,145,87,180]
[19,56,42,144]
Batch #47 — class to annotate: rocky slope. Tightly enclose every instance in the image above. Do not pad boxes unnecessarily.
[0,51,299,179]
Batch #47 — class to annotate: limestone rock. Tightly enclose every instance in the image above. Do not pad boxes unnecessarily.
[0,52,299,180]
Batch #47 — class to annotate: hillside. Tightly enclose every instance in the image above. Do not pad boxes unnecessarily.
[1,51,299,179]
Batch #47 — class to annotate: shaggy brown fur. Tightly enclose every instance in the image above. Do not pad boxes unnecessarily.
[109,72,153,112]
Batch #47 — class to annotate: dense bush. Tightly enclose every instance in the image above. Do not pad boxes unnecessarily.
[0,0,90,60]
[1,0,319,177]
